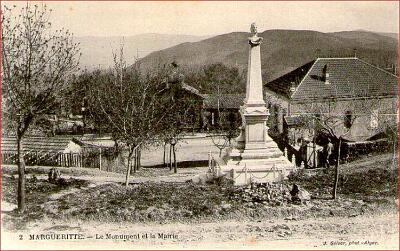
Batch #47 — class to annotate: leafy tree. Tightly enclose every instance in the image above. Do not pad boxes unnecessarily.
[1,3,80,211]
[183,63,246,94]
[63,73,90,118]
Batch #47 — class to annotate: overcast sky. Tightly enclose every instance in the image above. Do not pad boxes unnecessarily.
[4,1,399,37]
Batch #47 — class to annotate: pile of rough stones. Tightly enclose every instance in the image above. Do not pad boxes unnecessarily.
[230,183,310,207]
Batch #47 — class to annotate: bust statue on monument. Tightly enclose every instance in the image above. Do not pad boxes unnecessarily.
[249,22,263,46]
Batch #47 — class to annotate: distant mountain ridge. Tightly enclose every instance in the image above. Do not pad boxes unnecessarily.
[378,32,399,40]
[76,33,209,70]
[135,30,398,82]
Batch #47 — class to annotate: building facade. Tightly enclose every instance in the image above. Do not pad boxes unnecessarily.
[264,57,398,166]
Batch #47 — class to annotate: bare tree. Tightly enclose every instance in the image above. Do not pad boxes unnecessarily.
[161,95,198,173]
[295,95,359,199]
[296,87,397,199]
[1,4,80,212]
[208,112,239,157]
[162,127,183,173]
[207,90,240,157]
[357,95,398,168]
[87,46,196,183]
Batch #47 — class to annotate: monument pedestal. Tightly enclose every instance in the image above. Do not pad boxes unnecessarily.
[223,157,293,185]
[221,23,293,185]
[224,137,293,185]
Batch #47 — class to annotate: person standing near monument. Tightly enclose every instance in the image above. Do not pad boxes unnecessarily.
[323,138,334,168]
[299,138,308,168]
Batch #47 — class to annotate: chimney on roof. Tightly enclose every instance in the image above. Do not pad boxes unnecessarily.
[290,82,296,93]
[325,73,330,85]
[322,65,330,85]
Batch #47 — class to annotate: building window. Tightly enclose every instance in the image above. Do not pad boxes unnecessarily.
[344,110,352,129]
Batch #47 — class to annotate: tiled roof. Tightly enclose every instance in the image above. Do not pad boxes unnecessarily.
[1,136,115,154]
[73,138,115,150]
[266,58,398,102]
[203,94,246,109]
[1,136,72,153]
[265,61,315,99]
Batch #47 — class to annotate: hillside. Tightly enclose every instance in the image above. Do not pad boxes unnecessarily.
[76,33,209,70]
[136,30,398,82]
[378,32,398,40]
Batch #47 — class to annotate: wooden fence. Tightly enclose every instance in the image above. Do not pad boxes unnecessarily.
[1,151,101,169]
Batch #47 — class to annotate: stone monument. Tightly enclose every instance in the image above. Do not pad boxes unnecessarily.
[222,23,293,185]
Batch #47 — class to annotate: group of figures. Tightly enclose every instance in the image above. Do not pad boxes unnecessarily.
[297,138,334,169]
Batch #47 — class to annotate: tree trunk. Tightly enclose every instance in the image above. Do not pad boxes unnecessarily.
[313,136,316,168]
[134,150,137,173]
[17,134,26,212]
[332,137,342,200]
[169,144,172,171]
[125,147,134,187]
[392,140,397,169]
[173,144,177,174]
[163,142,166,168]
[137,148,141,170]
[135,148,139,171]
[133,150,136,173]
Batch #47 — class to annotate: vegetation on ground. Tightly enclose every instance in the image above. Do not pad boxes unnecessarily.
[2,153,397,231]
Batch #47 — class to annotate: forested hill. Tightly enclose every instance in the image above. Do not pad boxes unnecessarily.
[136,30,398,82]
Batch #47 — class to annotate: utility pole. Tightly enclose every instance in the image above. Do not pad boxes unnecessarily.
[217,84,222,127]
[313,117,316,168]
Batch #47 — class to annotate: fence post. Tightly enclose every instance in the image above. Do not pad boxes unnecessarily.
[99,148,102,171]
[208,151,212,171]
